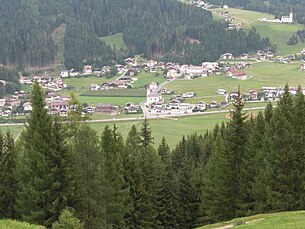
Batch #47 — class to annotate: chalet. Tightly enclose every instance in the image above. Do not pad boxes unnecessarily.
[220,101,229,108]
[221,53,233,59]
[227,70,248,80]
[114,80,128,89]
[96,104,118,114]
[202,62,219,70]
[48,100,69,110]
[182,92,195,98]
[217,89,227,95]
[150,67,157,73]
[60,70,69,78]
[168,99,181,109]
[167,69,178,79]
[23,102,32,112]
[197,101,207,111]
[151,107,169,115]
[160,88,172,94]
[249,90,259,100]
[93,69,102,76]
[240,53,249,59]
[70,69,80,77]
[124,58,134,65]
[109,82,119,89]
[127,69,136,76]
[147,60,158,68]
[147,93,163,105]
[300,64,305,70]
[101,82,110,90]
[85,106,96,114]
[83,65,93,74]
[229,92,239,100]
[126,106,139,114]
[90,84,100,91]
[209,101,218,108]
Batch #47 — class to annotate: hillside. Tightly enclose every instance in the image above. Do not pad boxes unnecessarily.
[210,7,304,55]
[0,0,269,70]
[208,0,305,24]
[0,220,44,229]
[197,211,305,229]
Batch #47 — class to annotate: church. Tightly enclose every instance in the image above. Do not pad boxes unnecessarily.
[281,7,293,23]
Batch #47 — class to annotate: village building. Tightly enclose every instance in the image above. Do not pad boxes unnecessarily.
[83,65,93,74]
[90,84,100,91]
[146,60,158,68]
[96,104,118,114]
[23,102,32,112]
[221,53,233,59]
[60,70,69,78]
[146,82,163,105]
[281,7,293,23]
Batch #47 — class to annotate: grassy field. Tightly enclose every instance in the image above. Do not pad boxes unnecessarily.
[166,61,305,100]
[132,72,165,88]
[0,219,44,229]
[99,33,126,50]
[78,96,145,106]
[0,125,24,139]
[197,211,305,229]
[211,8,305,55]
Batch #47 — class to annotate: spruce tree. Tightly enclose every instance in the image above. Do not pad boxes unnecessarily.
[140,118,154,150]
[52,208,84,229]
[17,81,59,226]
[0,131,17,219]
[72,124,104,228]
[100,125,129,228]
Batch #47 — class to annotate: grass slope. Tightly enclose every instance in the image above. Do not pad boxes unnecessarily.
[197,211,305,229]
[99,33,126,50]
[166,61,305,101]
[0,219,44,229]
[211,8,304,55]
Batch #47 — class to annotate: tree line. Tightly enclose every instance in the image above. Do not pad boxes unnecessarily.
[0,0,271,70]
[2,82,305,228]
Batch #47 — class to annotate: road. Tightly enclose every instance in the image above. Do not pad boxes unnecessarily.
[0,106,268,128]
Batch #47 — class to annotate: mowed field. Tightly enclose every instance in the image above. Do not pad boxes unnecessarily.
[0,219,44,229]
[166,61,305,101]
[211,8,305,55]
[197,211,305,229]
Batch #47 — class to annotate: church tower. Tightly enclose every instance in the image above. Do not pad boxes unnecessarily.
[289,6,293,22]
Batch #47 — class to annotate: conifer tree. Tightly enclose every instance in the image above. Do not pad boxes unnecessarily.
[17,81,59,226]
[157,138,180,228]
[140,118,154,150]
[52,208,84,229]
[100,125,129,228]
[0,131,17,219]
[73,124,104,228]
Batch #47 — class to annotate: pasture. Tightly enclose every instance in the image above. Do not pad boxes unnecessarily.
[132,72,165,88]
[99,33,126,50]
[78,96,145,106]
[211,8,305,55]
[166,61,305,101]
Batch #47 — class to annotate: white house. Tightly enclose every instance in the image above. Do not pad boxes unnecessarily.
[147,82,163,105]
[23,102,32,112]
[60,70,69,78]
[281,8,293,23]
[83,65,93,74]
[221,53,233,59]
[90,84,100,91]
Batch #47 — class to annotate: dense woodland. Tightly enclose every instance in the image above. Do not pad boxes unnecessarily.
[209,0,305,24]
[1,82,305,228]
[0,0,270,70]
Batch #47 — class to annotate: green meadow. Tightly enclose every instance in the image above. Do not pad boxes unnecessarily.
[99,33,126,50]
[197,211,305,229]
[166,61,305,101]
[0,220,44,229]
[211,8,305,55]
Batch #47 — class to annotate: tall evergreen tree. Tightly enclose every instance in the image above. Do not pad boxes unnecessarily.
[73,124,104,229]
[140,118,154,150]
[0,131,17,219]
[100,125,129,228]
[17,81,59,226]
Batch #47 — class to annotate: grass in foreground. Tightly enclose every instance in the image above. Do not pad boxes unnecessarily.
[197,211,305,229]
[0,219,44,229]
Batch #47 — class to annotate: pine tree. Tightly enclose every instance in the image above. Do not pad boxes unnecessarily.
[100,125,129,228]
[52,208,84,229]
[157,138,180,228]
[17,81,58,226]
[0,130,17,219]
[47,118,77,226]
[72,124,104,228]
[140,118,154,150]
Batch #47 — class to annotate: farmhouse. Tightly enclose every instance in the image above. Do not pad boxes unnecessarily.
[146,82,163,105]
[147,60,158,68]
[221,53,233,59]
[96,104,118,114]
[60,70,69,78]
[227,70,248,80]
[83,65,93,74]
[90,84,100,91]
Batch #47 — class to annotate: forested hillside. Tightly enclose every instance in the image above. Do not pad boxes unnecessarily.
[2,82,305,228]
[0,0,270,70]
[209,0,305,24]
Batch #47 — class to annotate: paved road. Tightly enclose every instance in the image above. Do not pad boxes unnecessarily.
[0,106,269,133]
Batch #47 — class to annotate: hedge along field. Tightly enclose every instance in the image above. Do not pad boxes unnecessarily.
[81,89,146,97]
